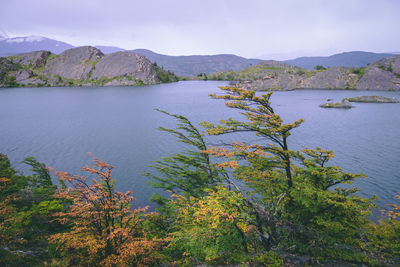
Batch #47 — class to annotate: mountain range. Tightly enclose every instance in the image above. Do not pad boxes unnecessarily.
[0,35,397,76]
[284,51,395,69]
[0,35,74,56]
[130,49,260,76]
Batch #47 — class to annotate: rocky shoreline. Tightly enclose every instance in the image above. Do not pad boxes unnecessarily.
[212,55,400,91]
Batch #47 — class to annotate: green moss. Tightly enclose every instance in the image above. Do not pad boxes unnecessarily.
[47,54,58,61]
[350,67,366,79]
[296,69,306,75]
[85,58,100,67]
[33,66,45,73]
[2,75,19,87]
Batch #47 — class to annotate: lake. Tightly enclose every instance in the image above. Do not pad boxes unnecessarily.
[0,81,399,210]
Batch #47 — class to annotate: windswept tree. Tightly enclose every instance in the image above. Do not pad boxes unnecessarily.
[144,109,222,201]
[49,156,166,266]
[145,110,264,265]
[201,86,375,252]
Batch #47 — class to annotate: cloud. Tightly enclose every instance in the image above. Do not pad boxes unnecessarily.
[1,0,399,58]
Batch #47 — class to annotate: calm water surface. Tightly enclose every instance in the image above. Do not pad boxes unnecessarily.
[0,81,399,209]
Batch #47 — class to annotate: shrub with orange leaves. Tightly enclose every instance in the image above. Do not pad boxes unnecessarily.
[49,157,166,266]
[367,192,400,258]
[0,178,22,248]
[168,186,258,265]
[385,192,400,220]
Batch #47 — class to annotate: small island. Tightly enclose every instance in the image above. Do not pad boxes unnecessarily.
[319,99,353,108]
[344,95,399,103]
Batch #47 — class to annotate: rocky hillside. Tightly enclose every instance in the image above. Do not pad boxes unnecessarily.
[0,46,177,88]
[209,56,400,91]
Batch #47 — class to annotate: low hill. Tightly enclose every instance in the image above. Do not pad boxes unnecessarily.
[132,49,261,77]
[284,51,395,69]
[0,46,178,88]
[208,55,400,91]
[95,45,126,54]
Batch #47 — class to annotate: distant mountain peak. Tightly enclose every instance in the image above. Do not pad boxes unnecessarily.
[0,35,74,56]
[0,30,9,40]
[5,35,46,43]
[25,35,46,42]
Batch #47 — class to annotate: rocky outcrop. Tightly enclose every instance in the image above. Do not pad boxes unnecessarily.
[217,55,400,91]
[344,96,399,103]
[9,50,51,68]
[43,46,103,80]
[303,67,357,89]
[0,46,174,87]
[355,67,400,90]
[371,55,400,76]
[91,52,158,84]
[0,57,16,81]
[319,100,353,108]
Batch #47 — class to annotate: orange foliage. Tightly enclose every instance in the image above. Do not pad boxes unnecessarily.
[0,178,23,247]
[49,158,166,266]
[384,192,400,220]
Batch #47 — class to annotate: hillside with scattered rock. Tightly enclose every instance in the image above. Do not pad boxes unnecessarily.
[132,49,261,76]
[209,55,400,91]
[0,46,177,88]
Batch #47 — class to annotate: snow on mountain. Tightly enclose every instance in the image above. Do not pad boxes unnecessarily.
[0,35,74,56]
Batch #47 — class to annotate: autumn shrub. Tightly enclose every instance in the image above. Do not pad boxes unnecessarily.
[167,186,259,265]
[49,157,167,266]
[367,192,400,259]
[0,154,64,266]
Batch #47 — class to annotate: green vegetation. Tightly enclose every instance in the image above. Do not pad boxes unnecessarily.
[1,86,399,266]
[350,67,367,79]
[315,65,327,70]
[47,54,58,61]
[33,65,45,73]
[84,58,100,67]
[153,62,179,83]
[377,63,393,72]
[1,75,19,87]
[343,95,399,103]
[0,155,65,266]
[197,72,208,80]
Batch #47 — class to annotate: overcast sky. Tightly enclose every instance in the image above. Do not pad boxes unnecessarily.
[1,0,399,59]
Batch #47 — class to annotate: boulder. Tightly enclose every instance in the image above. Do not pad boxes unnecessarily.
[10,50,51,68]
[355,67,400,90]
[371,55,400,76]
[303,67,353,89]
[43,46,104,80]
[90,51,158,84]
